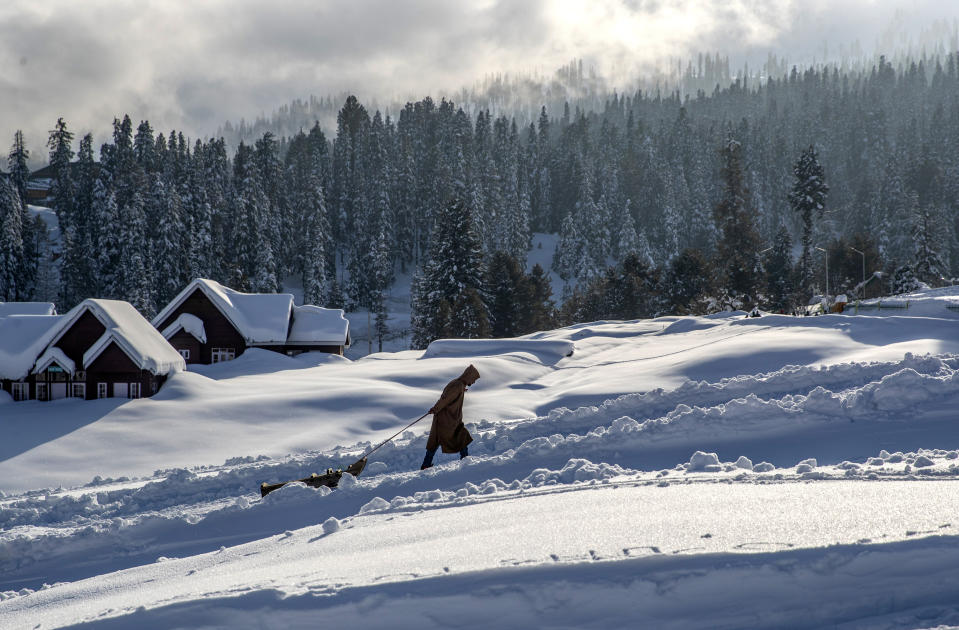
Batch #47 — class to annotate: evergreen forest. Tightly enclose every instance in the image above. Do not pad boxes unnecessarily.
[2,54,959,348]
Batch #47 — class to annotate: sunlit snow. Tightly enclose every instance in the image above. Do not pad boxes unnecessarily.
[3,288,959,628]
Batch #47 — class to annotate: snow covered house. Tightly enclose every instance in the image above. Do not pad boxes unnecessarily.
[151,279,351,364]
[0,299,184,402]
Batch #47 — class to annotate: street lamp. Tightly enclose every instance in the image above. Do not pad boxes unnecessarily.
[849,246,865,299]
[814,246,829,305]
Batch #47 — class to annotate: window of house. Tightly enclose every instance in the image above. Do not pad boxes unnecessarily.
[178,348,191,360]
[211,348,235,363]
[11,382,28,401]
[129,382,141,399]
[97,382,109,399]
[71,382,86,399]
[36,382,49,401]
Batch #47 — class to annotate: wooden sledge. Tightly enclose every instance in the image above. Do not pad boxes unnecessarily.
[259,457,367,497]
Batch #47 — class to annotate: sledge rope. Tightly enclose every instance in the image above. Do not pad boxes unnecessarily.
[358,411,431,461]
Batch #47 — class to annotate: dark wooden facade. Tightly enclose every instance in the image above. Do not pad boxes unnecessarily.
[58,310,106,365]
[6,354,164,401]
[155,288,247,364]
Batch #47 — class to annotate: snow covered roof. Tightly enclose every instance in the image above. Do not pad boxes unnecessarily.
[161,313,207,343]
[152,279,349,348]
[0,302,56,316]
[0,314,64,380]
[152,279,294,345]
[287,305,350,346]
[53,299,186,376]
[34,347,76,375]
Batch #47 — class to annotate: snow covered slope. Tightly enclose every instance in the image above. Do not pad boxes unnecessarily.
[3,294,959,629]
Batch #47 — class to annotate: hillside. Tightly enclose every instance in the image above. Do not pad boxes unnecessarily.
[3,291,959,628]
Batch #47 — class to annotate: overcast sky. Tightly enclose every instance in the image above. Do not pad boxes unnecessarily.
[2,0,957,163]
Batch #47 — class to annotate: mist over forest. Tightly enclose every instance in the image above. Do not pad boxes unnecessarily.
[3,19,959,348]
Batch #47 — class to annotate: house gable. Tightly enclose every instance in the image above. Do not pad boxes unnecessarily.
[34,347,76,375]
[54,309,106,366]
[167,330,202,363]
[86,341,139,374]
[155,287,246,363]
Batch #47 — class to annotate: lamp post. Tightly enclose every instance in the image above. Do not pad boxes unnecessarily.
[849,246,865,299]
[815,246,829,305]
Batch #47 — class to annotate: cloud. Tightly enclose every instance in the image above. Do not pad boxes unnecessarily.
[1,0,956,163]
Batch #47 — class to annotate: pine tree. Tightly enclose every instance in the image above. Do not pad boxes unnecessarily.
[134,120,157,173]
[789,145,829,293]
[0,177,24,300]
[617,202,641,258]
[553,155,604,283]
[764,225,795,312]
[254,132,284,278]
[393,119,417,269]
[486,251,525,338]
[659,170,683,263]
[299,144,331,305]
[688,152,718,255]
[188,140,214,281]
[302,214,328,306]
[230,142,276,292]
[713,138,764,309]
[553,212,582,281]
[410,198,488,348]
[663,248,714,315]
[448,288,490,341]
[610,253,661,319]
[505,118,531,262]
[8,130,30,208]
[911,195,947,286]
[205,137,232,282]
[91,177,120,297]
[372,223,393,298]
[149,173,186,303]
[349,110,392,309]
[47,118,75,221]
[892,264,922,294]
[115,193,154,314]
[8,132,36,298]
[530,107,552,232]
[332,95,370,270]
[521,263,556,333]
[373,289,389,352]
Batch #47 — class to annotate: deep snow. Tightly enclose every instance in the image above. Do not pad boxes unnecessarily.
[3,288,959,629]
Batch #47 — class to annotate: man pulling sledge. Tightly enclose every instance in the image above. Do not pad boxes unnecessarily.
[421,364,480,470]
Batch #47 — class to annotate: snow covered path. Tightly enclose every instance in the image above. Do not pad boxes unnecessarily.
[5,476,959,630]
